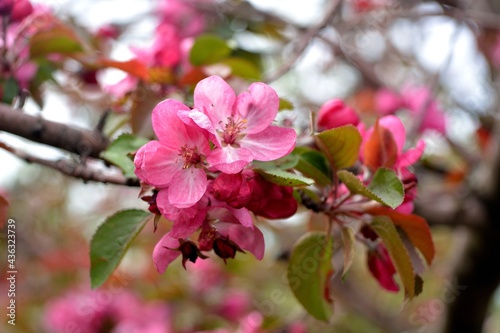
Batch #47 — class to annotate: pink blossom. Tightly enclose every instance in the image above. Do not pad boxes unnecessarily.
[359,115,425,171]
[185,75,296,174]
[375,86,446,134]
[375,88,403,115]
[157,0,206,38]
[316,99,359,130]
[44,289,172,333]
[134,99,211,208]
[216,290,252,321]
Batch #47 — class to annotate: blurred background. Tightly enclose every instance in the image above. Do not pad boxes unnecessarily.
[1,0,500,332]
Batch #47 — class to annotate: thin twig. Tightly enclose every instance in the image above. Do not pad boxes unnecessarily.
[0,142,139,186]
[263,0,342,83]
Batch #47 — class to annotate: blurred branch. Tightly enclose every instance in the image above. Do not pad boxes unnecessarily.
[263,0,342,83]
[0,103,108,159]
[0,142,138,187]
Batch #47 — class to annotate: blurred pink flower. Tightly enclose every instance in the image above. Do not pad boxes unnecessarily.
[216,290,252,321]
[316,99,359,130]
[185,75,296,174]
[134,99,211,209]
[374,86,446,134]
[157,0,207,38]
[44,289,172,333]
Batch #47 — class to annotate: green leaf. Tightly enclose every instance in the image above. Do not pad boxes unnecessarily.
[279,97,294,111]
[287,232,333,321]
[257,169,314,187]
[252,154,299,171]
[293,148,332,186]
[340,226,356,280]
[29,26,83,58]
[367,168,404,209]
[222,57,261,80]
[337,170,404,209]
[100,134,149,178]
[189,34,232,66]
[2,77,19,104]
[371,216,415,299]
[90,209,150,289]
[315,125,362,170]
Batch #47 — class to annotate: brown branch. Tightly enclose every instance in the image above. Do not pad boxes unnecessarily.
[0,142,139,186]
[0,103,108,159]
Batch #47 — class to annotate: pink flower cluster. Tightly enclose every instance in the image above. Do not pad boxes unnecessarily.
[135,76,297,272]
[44,288,171,333]
[107,0,208,99]
[375,86,447,134]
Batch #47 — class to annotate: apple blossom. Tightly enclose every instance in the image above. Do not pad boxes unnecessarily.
[185,75,296,174]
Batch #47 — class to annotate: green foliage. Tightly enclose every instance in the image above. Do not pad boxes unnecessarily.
[29,26,83,58]
[189,34,232,66]
[315,125,362,170]
[367,168,405,209]
[222,57,262,80]
[2,77,19,104]
[278,97,294,111]
[90,209,151,289]
[287,232,334,321]
[257,169,314,187]
[100,134,149,178]
[340,226,356,279]
[337,169,404,209]
[371,216,416,299]
[293,147,332,186]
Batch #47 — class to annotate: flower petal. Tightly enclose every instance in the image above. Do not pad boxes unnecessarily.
[241,126,296,161]
[235,82,279,134]
[151,99,191,147]
[168,168,208,208]
[134,141,181,187]
[194,75,236,126]
[216,222,265,260]
[398,139,425,169]
[153,232,181,274]
[379,115,406,154]
[206,146,252,174]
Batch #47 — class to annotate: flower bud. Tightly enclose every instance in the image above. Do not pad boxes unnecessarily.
[10,0,33,22]
[317,99,359,130]
[0,0,14,17]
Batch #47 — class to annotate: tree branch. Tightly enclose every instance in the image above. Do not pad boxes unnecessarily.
[0,103,108,159]
[0,142,139,186]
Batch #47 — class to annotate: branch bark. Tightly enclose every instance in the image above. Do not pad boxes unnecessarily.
[0,104,108,159]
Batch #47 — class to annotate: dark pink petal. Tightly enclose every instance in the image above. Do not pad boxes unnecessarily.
[226,206,253,229]
[134,141,180,187]
[241,126,296,161]
[193,75,236,126]
[235,82,279,134]
[379,115,406,155]
[151,99,191,147]
[216,222,265,260]
[168,167,208,208]
[367,244,399,292]
[207,146,252,174]
[153,232,181,274]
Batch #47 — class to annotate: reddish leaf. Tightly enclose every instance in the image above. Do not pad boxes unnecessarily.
[363,120,398,170]
[100,58,150,81]
[366,206,435,265]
